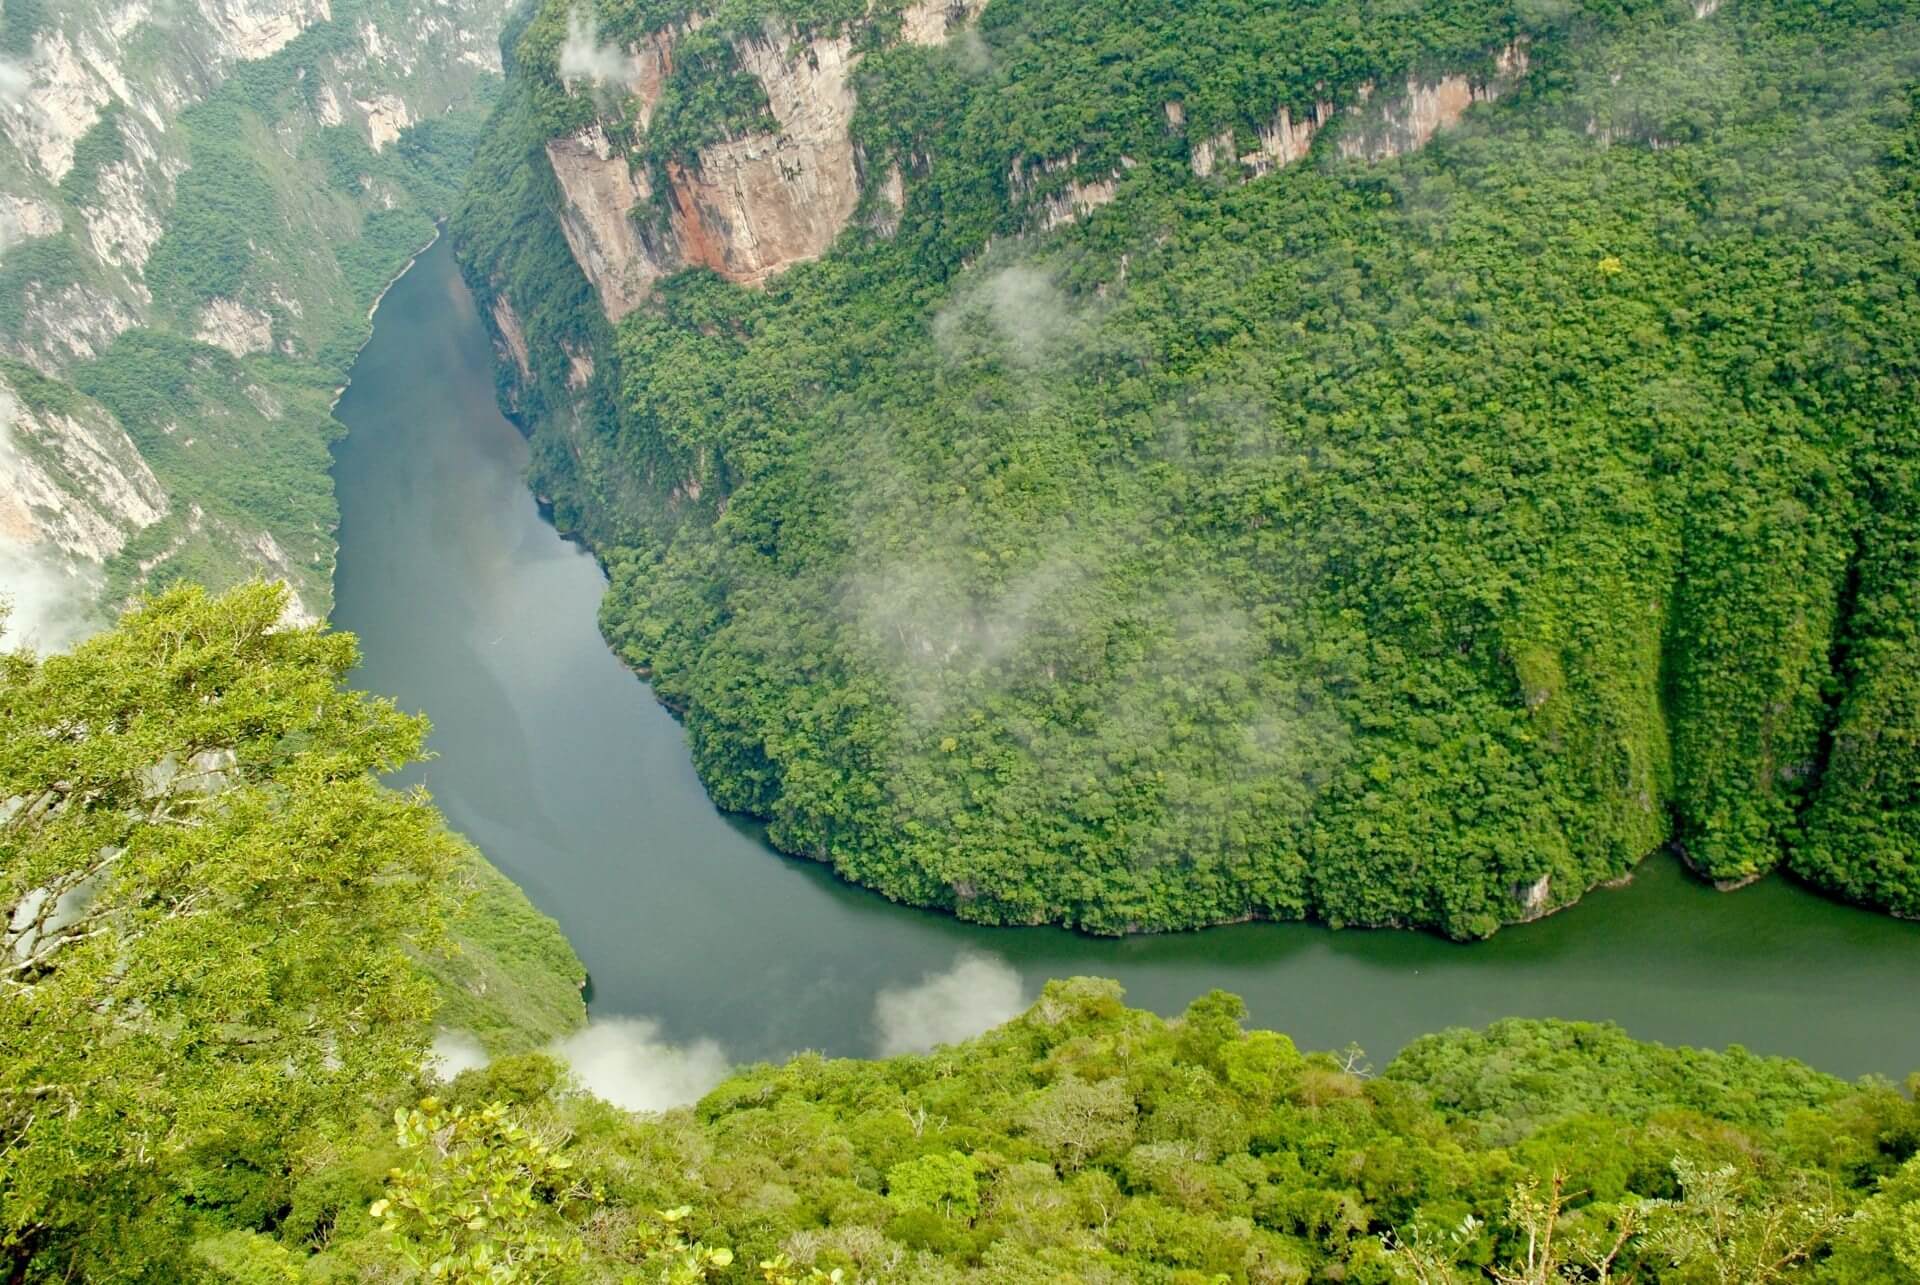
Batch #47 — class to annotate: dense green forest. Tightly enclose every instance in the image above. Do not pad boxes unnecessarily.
[1,585,1915,1280]
[456,0,1920,937]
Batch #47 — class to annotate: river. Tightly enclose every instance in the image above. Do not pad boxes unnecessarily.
[330,239,1920,1079]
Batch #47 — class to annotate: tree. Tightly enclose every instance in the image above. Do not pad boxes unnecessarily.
[0,583,466,1278]
[886,1150,982,1221]
[366,1097,595,1282]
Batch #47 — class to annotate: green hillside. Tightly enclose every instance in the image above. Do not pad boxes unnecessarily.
[457,0,1920,937]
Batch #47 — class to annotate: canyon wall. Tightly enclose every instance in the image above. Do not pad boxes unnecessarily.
[0,0,518,641]
[543,20,1534,325]
[544,2,990,322]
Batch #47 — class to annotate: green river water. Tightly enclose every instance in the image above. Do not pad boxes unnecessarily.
[330,239,1920,1077]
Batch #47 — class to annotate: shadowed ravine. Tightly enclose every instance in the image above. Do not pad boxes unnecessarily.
[330,239,1920,1077]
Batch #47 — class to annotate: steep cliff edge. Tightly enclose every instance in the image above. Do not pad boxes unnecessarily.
[511,2,1523,329]
[0,0,517,641]
[538,4,986,322]
[457,0,1920,937]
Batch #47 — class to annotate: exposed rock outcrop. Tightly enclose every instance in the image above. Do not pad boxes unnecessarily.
[547,25,865,318]
[900,0,989,47]
[1511,874,1555,922]
[666,27,862,288]
[546,126,663,322]
[1336,40,1531,162]
[0,378,166,561]
[0,195,62,246]
[1184,41,1531,183]
[0,376,167,646]
[195,298,275,357]
[1240,101,1335,177]
[356,92,413,151]
[1190,128,1236,179]
[491,296,533,384]
[204,0,333,62]
[1010,152,1134,231]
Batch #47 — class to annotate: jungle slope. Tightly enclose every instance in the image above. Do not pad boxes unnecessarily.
[6,596,1917,1284]
[457,0,1920,938]
[190,985,1920,1283]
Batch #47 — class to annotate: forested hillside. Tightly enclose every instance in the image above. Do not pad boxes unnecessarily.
[457,0,1920,937]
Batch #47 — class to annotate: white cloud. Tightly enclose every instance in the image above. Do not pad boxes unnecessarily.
[873,952,1027,1056]
[425,1030,490,1080]
[0,57,30,107]
[549,1018,731,1113]
[557,8,628,89]
[0,396,101,654]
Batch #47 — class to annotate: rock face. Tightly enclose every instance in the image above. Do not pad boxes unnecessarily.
[669,28,863,288]
[1010,152,1134,231]
[547,126,663,322]
[195,298,276,357]
[1511,874,1555,923]
[0,378,166,561]
[547,24,869,319]
[0,0,520,640]
[900,0,990,47]
[491,297,534,384]
[548,7,995,319]
[1336,41,1531,162]
[1185,40,1529,181]
[1241,101,1335,177]
[0,376,167,646]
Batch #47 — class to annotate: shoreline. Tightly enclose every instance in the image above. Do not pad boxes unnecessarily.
[327,225,445,415]
[318,228,445,613]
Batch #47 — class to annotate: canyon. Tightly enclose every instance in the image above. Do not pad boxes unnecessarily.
[0,0,515,643]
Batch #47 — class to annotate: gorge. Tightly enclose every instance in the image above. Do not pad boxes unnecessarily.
[7,0,1920,1276]
[332,238,1920,1080]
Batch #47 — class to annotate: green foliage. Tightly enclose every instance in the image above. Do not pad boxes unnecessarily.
[886,1150,981,1220]
[0,236,86,335]
[59,102,128,205]
[71,330,342,606]
[462,0,1920,936]
[2,599,1912,1281]
[0,584,457,1278]
[0,0,45,56]
[364,1097,595,1281]
[144,109,282,313]
[1818,1153,1920,1282]
[239,978,1920,1282]
[427,851,590,1055]
[0,585,585,1280]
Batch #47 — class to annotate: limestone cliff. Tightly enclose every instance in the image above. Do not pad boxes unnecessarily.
[1179,40,1531,182]
[1335,41,1532,163]
[0,373,165,646]
[545,4,988,321]
[545,16,1533,324]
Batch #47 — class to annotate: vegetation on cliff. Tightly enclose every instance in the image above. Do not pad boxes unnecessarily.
[0,0,507,633]
[456,0,1920,937]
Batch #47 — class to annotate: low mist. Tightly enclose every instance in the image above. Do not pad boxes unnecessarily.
[558,8,630,89]
[873,952,1028,1056]
[426,1030,490,1080]
[550,1017,732,1113]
